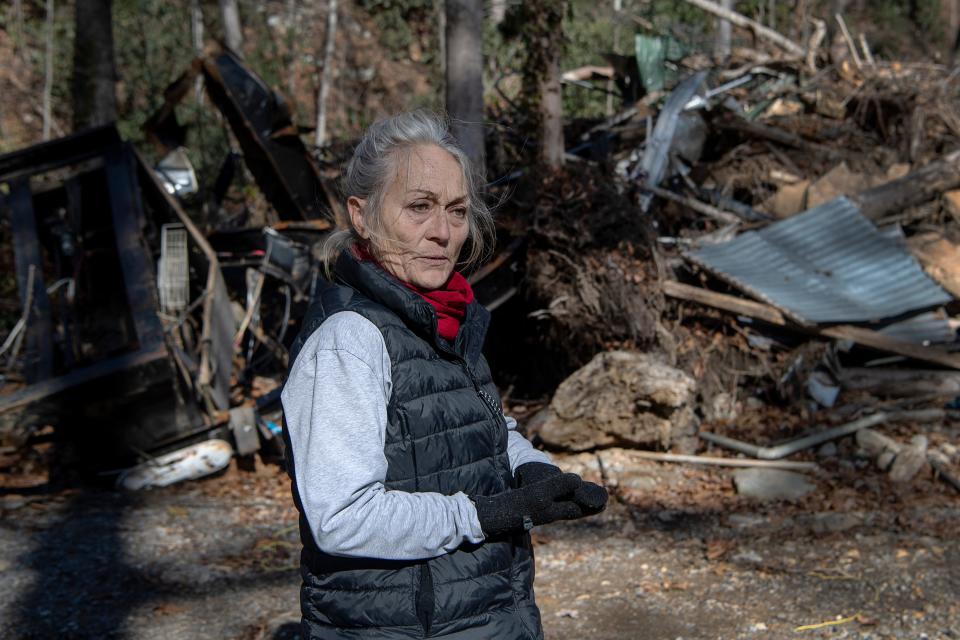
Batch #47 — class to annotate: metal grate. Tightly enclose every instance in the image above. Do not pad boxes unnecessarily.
[158,223,189,313]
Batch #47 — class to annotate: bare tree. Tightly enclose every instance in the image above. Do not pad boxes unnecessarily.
[219,0,244,56]
[315,0,338,147]
[191,0,205,105]
[714,0,732,61]
[42,0,54,140]
[72,0,118,131]
[445,0,485,168]
[536,2,565,168]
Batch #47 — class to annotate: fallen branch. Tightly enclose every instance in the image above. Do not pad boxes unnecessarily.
[715,116,842,158]
[662,280,960,370]
[838,368,960,397]
[700,409,944,460]
[680,0,806,57]
[834,13,862,70]
[641,184,742,225]
[612,450,819,471]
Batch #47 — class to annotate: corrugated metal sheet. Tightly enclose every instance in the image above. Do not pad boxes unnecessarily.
[880,312,956,345]
[687,197,952,324]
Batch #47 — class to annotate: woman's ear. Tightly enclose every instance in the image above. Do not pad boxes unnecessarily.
[347,196,369,239]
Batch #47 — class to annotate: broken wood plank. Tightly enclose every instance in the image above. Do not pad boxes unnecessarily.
[662,280,960,369]
[662,280,788,324]
[906,232,960,299]
[820,325,960,370]
[680,0,806,57]
[610,450,819,471]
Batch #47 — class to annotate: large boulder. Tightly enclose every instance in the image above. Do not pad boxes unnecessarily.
[536,351,698,452]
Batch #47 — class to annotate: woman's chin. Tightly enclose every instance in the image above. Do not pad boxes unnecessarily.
[408,267,453,290]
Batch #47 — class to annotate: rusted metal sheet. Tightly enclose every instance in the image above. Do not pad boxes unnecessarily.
[686,197,952,325]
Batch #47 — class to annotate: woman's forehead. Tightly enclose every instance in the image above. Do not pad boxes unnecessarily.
[389,145,466,195]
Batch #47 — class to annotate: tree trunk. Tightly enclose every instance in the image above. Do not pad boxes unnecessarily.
[190,0,204,106]
[714,0,732,60]
[219,0,244,56]
[42,0,54,140]
[534,1,565,169]
[315,0,338,148]
[72,0,118,131]
[445,0,485,169]
[489,0,507,25]
[539,41,564,168]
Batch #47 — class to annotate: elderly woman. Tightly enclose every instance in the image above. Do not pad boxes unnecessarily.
[281,110,607,640]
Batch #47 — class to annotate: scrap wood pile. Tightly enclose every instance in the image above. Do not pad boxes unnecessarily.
[512,5,960,505]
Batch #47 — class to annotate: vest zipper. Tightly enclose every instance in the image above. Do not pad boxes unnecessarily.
[416,561,434,636]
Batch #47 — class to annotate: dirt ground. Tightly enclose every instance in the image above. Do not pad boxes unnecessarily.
[0,457,958,640]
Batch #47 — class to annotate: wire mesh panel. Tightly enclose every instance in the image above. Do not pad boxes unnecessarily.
[158,223,189,313]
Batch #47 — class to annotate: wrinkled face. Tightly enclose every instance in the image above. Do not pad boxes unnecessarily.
[348,144,470,290]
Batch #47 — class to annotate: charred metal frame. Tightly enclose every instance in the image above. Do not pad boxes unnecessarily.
[0,126,229,463]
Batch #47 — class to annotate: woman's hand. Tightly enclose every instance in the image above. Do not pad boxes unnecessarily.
[515,462,608,516]
[471,473,585,537]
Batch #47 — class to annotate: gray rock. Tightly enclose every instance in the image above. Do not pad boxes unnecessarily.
[817,442,838,458]
[809,511,863,534]
[726,513,767,529]
[889,435,928,483]
[733,468,816,501]
[537,351,697,451]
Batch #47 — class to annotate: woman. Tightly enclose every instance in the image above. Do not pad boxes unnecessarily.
[281,110,607,640]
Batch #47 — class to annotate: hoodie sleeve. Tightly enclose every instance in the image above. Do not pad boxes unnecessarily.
[505,415,554,474]
[281,311,486,560]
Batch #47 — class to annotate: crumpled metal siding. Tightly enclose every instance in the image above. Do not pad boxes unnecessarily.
[880,312,957,345]
[686,197,952,324]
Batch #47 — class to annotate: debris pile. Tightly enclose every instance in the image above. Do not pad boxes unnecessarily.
[510,7,960,501]
[2,9,960,503]
[0,52,335,486]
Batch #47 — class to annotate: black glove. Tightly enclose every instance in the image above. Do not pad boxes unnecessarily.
[472,473,584,537]
[515,462,609,515]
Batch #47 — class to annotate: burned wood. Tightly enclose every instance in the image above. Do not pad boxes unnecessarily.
[6,182,53,383]
[715,115,842,158]
[134,149,236,412]
[852,149,960,220]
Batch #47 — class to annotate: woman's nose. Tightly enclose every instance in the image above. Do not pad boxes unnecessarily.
[426,209,451,244]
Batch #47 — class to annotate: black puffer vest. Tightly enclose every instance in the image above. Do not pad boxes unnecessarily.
[284,251,543,640]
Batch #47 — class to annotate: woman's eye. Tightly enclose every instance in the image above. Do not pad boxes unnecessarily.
[410,202,431,213]
[450,207,468,219]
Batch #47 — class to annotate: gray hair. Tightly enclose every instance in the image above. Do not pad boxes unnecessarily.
[322,110,494,274]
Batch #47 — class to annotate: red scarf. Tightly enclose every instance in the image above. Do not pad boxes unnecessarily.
[354,246,474,341]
